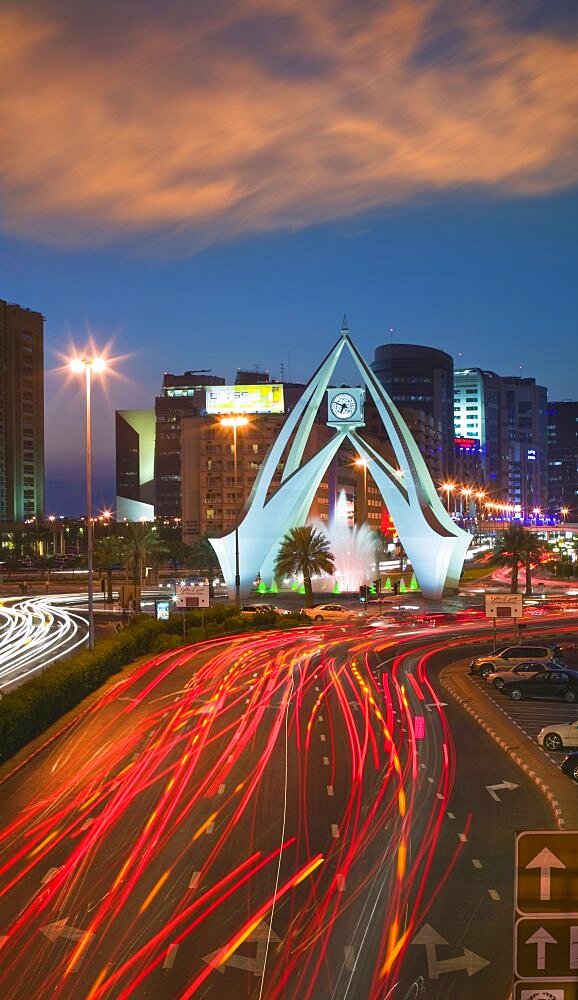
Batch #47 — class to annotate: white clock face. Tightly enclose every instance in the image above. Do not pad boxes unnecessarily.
[330,392,357,420]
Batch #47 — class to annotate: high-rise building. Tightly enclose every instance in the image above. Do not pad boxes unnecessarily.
[371,343,454,477]
[453,368,502,490]
[154,372,225,520]
[546,401,578,516]
[0,298,44,522]
[115,410,156,521]
[500,376,548,512]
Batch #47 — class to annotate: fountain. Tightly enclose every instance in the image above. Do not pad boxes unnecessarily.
[310,490,378,593]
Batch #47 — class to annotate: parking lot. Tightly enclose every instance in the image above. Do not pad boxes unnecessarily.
[467,670,578,768]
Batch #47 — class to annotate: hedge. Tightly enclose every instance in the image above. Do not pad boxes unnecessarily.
[0,606,311,763]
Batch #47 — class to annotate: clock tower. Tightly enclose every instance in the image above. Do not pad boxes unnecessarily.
[327,387,365,427]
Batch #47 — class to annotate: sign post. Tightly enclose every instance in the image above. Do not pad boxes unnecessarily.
[485,593,524,645]
[514,831,578,998]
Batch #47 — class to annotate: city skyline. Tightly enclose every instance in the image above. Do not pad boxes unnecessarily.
[1,0,576,513]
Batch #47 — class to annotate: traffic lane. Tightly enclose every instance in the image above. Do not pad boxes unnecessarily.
[396,681,555,1000]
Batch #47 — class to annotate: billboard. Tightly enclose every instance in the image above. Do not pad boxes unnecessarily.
[205,384,284,415]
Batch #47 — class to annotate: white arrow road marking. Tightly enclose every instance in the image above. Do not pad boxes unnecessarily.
[447,812,455,820]
[323,757,330,766]
[163,943,179,969]
[331,824,340,839]
[486,780,519,802]
[189,871,201,889]
[217,784,226,796]
[412,923,489,979]
[40,919,93,944]
[41,867,60,884]
[488,889,500,900]
[426,702,448,708]
[202,921,280,976]
[525,926,557,970]
[526,847,566,901]
[327,786,334,797]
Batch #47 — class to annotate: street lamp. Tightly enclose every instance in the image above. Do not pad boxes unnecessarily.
[561,507,570,524]
[220,415,249,605]
[70,356,107,651]
[461,487,473,522]
[102,509,112,536]
[354,458,367,525]
[441,482,455,514]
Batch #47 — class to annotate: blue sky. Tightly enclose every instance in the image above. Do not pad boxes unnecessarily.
[1,1,577,513]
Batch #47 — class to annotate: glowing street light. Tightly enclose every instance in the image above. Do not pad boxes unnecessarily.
[220,415,249,605]
[441,482,455,514]
[70,355,108,651]
[561,506,570,524]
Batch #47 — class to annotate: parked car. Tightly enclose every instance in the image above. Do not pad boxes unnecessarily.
[240,604,288,617]
[487,660,564,690]
[502,668,578,703]
[469,644,566,679]
[300,604,363,622]
[561,752,578,782]
[537,720,578,752]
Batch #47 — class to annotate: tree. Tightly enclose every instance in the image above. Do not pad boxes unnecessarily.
[190,535,221,596]
[274,526,335,607]
[521,533,548,597]
[94,536,125,602]
[494,524,528,594]
[121,523,168,587]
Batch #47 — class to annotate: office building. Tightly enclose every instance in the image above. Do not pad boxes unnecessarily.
[154,371,225,520]
[371,343,454,477]
[546,401,578,515]
[0,298,44,522]
[453,368,502,490]
[115,410,156,521]
[501,376,548,512]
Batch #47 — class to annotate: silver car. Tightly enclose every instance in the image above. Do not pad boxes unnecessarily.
[487,659,564,691]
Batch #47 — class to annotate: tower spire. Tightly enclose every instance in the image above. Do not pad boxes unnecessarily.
[341,314,349,337]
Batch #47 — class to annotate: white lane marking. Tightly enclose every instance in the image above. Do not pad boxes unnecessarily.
[80,817,94,831]
[327,785,334,797]
[320,734,326,742]
[41,867,59,884]
[206,822,215,835]
[447,812,455,819]
[323,757,330,766]
[488,889,500,900]
[472,859,483,869]
[427,777,434,783]
[319,715,324,722]
[227,754,233,763]
[217,784,226,796]
[315,686,320,692]
[331,824,340,839]
[336,874,346,892]
[163,943,179,969]
[189,871,201,889]
[458,832,468,842]
[436,793,444,800]
[344,945,355,970]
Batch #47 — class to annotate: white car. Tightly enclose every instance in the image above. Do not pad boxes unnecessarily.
[486,660,562,691]
[537,720,578,752]
[300,603,363,622]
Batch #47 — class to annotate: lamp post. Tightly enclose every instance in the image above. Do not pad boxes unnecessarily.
[70,356,106,652]
[220,415,248,605]
[355,458,368,525]
[561,506,570,524]
[461,487,473,523]
[441,482,454,514]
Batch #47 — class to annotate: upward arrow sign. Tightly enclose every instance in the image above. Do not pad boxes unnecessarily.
[526,847,566,901]
[525,926,557,970]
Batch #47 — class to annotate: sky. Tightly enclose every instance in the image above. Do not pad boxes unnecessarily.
[1,0,577,514]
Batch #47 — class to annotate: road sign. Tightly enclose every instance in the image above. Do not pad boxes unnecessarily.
[516,918,578,979]
[515,832,578,996]
[485,593,524,619]
[176,584,210,609]
[516,832,578,916]
[515,983,578,999]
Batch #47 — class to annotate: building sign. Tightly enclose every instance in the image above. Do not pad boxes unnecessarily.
[514,831,578,996]
[176,584,210,608]
[454,436,480,450]
[155,599,170,621]
[485,593,524,619]
[205,384,284,415]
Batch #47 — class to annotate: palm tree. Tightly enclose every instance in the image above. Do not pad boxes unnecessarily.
[121,522,168,588]
[521,533,548,597]
[190,534,221,596]
[94,536,125,602]
[274,526,335,608]
[494,524,528,594]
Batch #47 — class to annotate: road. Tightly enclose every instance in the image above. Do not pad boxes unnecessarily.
[0,595,88,692]
[0,620,569,999]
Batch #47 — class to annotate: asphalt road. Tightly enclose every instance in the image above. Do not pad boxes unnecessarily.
[0,620,574,999]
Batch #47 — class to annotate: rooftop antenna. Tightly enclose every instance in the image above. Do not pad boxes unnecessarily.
[280,361,285,381]
[389,326,395,344]
[458,351,464,370]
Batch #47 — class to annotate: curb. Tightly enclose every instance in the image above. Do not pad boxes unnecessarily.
[440,671,566,830]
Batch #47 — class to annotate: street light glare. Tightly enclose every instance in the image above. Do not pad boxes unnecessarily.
[220,415,249,428]
[92,357,106,373]
[70,358,85,373]
[70,356,107,373]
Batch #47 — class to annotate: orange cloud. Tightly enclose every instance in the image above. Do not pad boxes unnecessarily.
[0,0,577,247]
